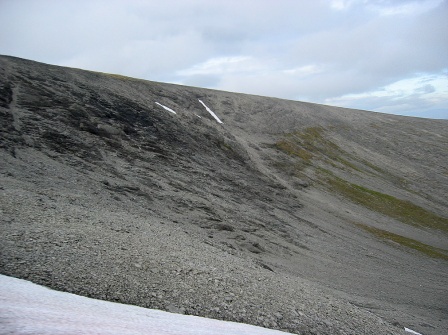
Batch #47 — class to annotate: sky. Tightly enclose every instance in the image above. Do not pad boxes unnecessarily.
[0,0,447,119]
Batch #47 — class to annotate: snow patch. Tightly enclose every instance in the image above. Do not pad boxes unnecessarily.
[404,328,423,335]
[0,274,290,335]
[198,99,223,124]
[155,102,177,114]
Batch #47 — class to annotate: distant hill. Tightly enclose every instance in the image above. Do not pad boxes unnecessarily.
[1,55,447,335]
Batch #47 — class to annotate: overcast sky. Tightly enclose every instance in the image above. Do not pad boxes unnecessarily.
[1,0,447,119]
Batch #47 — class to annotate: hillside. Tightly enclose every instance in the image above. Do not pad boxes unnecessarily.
[1,55,447,335]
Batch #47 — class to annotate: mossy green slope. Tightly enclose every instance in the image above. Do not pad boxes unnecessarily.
[274,126,448,260]
[353,222,448,260]
[327,176,448,233]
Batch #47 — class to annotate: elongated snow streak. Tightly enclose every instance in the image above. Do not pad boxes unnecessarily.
[198,99,223,124]
[404,328,423,335]
[155,102,176,114]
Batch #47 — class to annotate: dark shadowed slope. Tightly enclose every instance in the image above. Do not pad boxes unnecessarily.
[1,55,447,335]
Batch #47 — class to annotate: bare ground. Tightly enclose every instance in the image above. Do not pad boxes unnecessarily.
[1,55,447,335]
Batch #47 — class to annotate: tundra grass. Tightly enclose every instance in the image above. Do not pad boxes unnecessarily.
[354,222,448,260]
[275,140,314,161]
[328,176,448,233]
[275,127,414,181]
[274,128,447,232]
[275,127,363,172]
[275,127,338,159]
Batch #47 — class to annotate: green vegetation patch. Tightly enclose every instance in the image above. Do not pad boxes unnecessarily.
[328,176,448,233]
[354,222,448,260]
[274,127,363,172]
[275,127,333,157]
[275,139,314,161]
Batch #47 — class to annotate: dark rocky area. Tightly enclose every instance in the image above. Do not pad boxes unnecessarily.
[1,55,447,335]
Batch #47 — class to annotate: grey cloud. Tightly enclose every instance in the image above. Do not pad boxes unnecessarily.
[342,94,448,119]
[0,0,446,119]
[415,84,436,94]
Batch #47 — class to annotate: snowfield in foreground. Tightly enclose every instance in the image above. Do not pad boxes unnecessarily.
[0,275,421,335]
[0,275,290,335]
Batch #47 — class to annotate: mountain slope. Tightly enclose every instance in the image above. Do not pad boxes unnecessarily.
[1,55,447,335]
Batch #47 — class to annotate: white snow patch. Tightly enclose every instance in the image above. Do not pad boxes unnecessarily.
[404,328,423,335]
[0,274,291,335]
[155,102,177,114]
[198,99,223,124]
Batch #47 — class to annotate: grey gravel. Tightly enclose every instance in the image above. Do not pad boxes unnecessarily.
[1,55,447,335]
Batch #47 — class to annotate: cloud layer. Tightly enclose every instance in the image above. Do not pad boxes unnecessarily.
[0,0,447,118]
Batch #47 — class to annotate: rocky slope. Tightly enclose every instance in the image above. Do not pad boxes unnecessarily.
[1,55,447,335]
